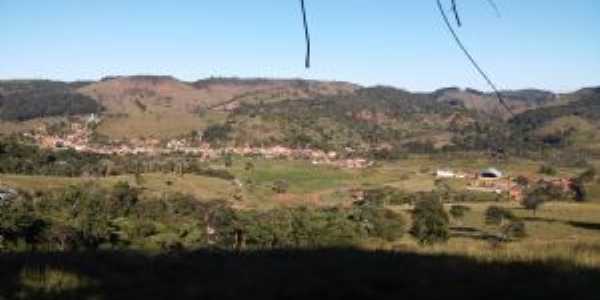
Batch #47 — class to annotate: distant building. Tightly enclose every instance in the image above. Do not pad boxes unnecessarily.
[480,168,503,179]
[436,169,457,178]
[509,185,524,202]
[436,169,467,179]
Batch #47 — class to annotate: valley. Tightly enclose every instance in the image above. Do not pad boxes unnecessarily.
[1,76,600,299]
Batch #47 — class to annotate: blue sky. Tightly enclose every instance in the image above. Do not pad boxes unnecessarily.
[1,0,599,92]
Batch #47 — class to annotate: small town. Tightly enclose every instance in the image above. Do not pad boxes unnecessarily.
[23,115,374,169]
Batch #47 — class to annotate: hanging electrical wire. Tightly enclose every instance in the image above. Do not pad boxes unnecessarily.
[299,0,311,68]
[486,0,501,18]
[451,0,462,27]
[436,0,514,116]
[297,0,512,115]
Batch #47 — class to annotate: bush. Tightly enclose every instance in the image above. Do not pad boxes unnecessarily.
[193,168,235,181]
[484,206,526,242]
[577,166,597,183]
[484,206,515,226]
[202,124,232,145]
[522,195,544,216]
[410,198,449,246]
[223,153,233,168]
[502,220,527,240]
[538,165,557,176]
[449,205,470,224]
[351,206,405,242]
[272,180,289,194]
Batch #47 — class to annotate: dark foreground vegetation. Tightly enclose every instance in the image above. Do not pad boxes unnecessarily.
[1,249,599,300]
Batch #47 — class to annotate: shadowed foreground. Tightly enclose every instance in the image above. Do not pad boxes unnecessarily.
[1,249,599,300]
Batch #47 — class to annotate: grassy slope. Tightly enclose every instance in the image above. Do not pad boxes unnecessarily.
[2,156,600,299]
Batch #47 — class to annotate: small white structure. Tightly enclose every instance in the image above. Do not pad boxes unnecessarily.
[87,113,100,125]
[436,169,457,178]
[0,188,17,204]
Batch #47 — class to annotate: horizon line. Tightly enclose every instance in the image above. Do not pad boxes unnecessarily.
[0,74,597,95]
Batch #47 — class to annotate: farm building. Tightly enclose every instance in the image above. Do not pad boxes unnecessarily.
[436,169,466,179]
[479,168,503,179]
[436,169,456,178]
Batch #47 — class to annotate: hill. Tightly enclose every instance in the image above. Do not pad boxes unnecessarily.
[216,86,486,155]
[509,87,600,152]
[0,80,102,121]
[433,87,559,118]
[1,76,598,156]
[77,76,357,139]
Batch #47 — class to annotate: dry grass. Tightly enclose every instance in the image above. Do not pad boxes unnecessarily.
[380,201,600,268]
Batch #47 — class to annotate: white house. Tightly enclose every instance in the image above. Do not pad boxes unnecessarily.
[436,169,457,178]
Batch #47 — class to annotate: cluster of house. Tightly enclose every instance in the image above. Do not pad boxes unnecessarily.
[435,167,576,202]
[25,119,373,169]
[163,144,373,169]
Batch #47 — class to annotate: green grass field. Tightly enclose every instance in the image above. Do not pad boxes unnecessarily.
[2,155,600,299]
[2,155,600,265]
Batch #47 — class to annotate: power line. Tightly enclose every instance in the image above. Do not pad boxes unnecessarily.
[436,0,514,117]
[299,0,311,69]
[486,0,501,18]
[451,0,462,27]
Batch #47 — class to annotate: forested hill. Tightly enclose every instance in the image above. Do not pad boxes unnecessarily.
[1,76,598,155]
[0,80,102,121]
[215,86,490,155]
[510,87,600,131]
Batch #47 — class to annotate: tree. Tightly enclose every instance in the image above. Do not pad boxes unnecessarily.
[410,198,450,246]
[571,167,597,202]
[522,194,544,216]
[502,220,527,240]
[571,179,587,202]
[351,206,405,242]
[577,166,597,183]
[484,206,525,242]
[484,206,514,226]
[223,153,233,168]
[449,205,470,225]
[202,124,232,145]
[110,181,139,215]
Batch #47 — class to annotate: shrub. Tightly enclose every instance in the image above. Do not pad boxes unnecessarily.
[538,165,557,176]
[514,176,530,187]
[449,205,470,224]
[484,206,526,242]
[502,220,527,240]
[577,166,597,183]
[109,182,139,215]
[193,168,235,181]
[272,180,289,194]
[522,195,544,216]
[410,198,449,246]
[484,206,515,226]
[202,124,232,145]
[351,206,405,242]
[223,153,233,168]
